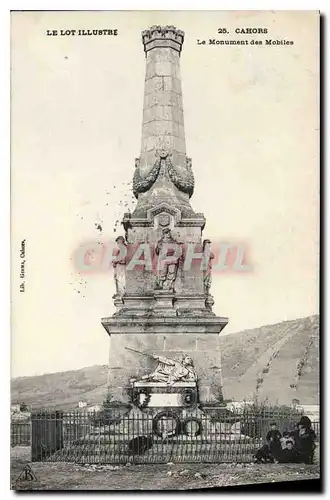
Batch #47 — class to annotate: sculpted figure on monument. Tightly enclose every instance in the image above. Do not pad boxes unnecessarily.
[203,239,214,296]
[155,228,182,291]
[131,353,197,386]
[112,236,127,299]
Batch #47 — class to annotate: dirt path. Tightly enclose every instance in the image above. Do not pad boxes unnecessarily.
[11,446,320,491]
[232,323,305,400]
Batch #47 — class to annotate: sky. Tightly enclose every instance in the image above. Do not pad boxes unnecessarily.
[11,10,319,377]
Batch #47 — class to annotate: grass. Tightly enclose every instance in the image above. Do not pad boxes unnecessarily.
[11,446,320,491]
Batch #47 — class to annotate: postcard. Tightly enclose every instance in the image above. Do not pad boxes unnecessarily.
[11,10,320,491]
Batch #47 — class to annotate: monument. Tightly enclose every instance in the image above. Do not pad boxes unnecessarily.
[101,25,228,409]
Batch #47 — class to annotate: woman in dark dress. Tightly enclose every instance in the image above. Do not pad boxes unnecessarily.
[295,416,317,464]
[289,416,316,464]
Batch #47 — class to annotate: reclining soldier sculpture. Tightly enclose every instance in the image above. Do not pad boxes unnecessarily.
[127,348,197,386]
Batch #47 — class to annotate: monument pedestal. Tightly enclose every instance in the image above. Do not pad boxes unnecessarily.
[101,317,227,403]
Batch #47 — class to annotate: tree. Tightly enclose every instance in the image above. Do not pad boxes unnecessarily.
[102,391,114,409]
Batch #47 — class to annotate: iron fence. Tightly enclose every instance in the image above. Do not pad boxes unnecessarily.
[31,406,311,464]
[311,421,320,439]
[11,422,31,446]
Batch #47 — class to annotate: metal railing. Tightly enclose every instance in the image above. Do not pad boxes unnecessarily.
[11,422,31,446]
[311,421,320,439]
[30,407,310,464]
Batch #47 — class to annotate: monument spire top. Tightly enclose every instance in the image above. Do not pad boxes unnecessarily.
[142,25,185,55]
[130,25,196,218]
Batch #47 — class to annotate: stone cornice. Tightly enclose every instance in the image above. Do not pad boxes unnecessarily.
[122,213,206,229]
[101,315,228,335]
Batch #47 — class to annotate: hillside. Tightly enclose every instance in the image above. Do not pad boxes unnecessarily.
[11,315,319,409]
[218,315,319,405]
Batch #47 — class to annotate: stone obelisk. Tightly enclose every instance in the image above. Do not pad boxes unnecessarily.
[101,26,228,404]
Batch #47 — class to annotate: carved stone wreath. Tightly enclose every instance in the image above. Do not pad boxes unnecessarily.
[132,157,162,198]
[165,156,194,197]
[132,152,194,199]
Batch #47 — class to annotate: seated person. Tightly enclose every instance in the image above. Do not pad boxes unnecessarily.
[296,416,317,464]
[253,443,274,463]
[280,429,290,450]
[277,438,303,464]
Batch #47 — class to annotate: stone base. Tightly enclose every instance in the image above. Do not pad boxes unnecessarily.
[131,381,198,408]
[105,333,225,403]
[53,440,256,464]
[133,381,196,387]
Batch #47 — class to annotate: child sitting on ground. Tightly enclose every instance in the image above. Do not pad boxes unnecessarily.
[277,438,302,463]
